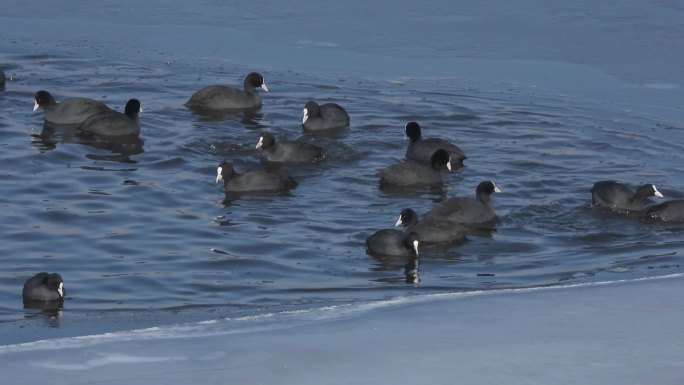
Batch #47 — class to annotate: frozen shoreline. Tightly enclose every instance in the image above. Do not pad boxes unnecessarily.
[1,2,683,382]
[1,275,682,384]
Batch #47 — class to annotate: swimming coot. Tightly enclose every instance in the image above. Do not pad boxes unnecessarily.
[79,99,141,136]
[186,72,268,110]
[34,90,111,125]
[216,160,297,193]
[405,122,467,168]
[425,181,501,225]
[366,229,419,257]
[645,199,684,221]
[396,208,467,244]
[302,100,350,131]
[591,181,662,212]
[379,149,452,187]
[22,272,65,302]
[256,132,324,164]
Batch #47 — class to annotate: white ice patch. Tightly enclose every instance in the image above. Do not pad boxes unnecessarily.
[295,40,340,47]
[644,82,679,90]
[32,353,185,370]
[0,274,680,358]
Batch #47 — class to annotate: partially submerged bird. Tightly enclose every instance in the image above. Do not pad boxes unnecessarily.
[645,199,684,221]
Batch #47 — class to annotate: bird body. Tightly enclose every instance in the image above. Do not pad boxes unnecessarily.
[256,132,324,164]
[34,90,111,125]
[379,149,451,187]
[405,122,466,168]
[216,161,297,193]
[80,99,141,136]
[186,72,267,110]
[366,229,419,257]
[22,272,65,302]
[426,181,501,225]
[591,181,662,212]
[302,101,350,131]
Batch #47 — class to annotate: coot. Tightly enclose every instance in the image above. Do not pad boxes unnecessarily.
[425,181,501,225]
[645,199,684,221]
[186,72,268,110]
[256,132,324,164]
[379,149,451,187]
[405,122,467,168]
[79,99,141,136]
[396,208,467,244]
[366,229,419,257]
[22,272,65,302]
[216,160,297,193]
[591,181,662,212]
[302,100,350,131]
[34,90,111,125]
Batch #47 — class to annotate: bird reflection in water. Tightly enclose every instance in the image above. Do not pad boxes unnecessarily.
[404,256,420,284]
[187,107,265,129]
[31,122,144,163]
[23,301,64,328]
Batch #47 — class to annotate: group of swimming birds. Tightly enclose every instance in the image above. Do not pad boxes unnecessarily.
[3,67,682,305]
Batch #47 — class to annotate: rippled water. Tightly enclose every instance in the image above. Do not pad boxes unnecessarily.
[1,0,684,343]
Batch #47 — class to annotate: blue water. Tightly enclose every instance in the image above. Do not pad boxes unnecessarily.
[1,0,683,344]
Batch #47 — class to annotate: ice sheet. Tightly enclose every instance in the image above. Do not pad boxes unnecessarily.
[1,275,682,384]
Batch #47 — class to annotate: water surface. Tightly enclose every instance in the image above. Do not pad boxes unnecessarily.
[0,0,683,344]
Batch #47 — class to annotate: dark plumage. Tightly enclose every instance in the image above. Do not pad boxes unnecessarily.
[645,199,684,221]
[379,149,452,187]
[396,208,467,244]
[302,101,350,131]
[256,132,324,164]
[425,181,501,225]
[216,160,297,193]
[186,72,268,110]
[33,90,111,125]
[79,99,141,136]
[591,181,663,212]
[22,272,65,302]
[405,122,467,168]
[366,230,420,257]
